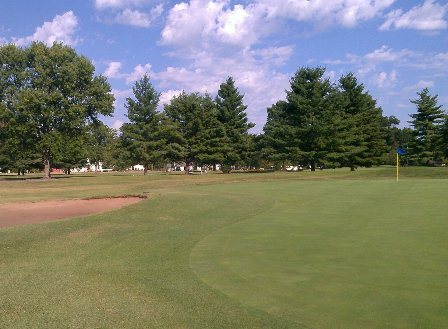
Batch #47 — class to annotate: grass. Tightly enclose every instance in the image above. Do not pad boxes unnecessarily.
[1,167,447,328]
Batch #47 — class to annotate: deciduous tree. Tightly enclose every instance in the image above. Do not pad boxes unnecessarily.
[0,42,114,178]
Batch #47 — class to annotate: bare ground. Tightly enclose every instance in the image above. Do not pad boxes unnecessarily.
[0,197,144,228]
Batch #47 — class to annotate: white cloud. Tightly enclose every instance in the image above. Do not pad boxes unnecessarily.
[258,0,396,27]
[161,1,226,47]
[104,61,123,78]
[104,62,153,84]
[159,89,183,106]
[161,0,276,50]
[252,46,294,66]
[14,11,79,46]
[329,46,448,74]
[112,88,133,99]
[364,45,414,62]
[404,80,434,91]
[157,0,399,132]
[374,70,397,88]
[113,5,164,27]
[126,63,152,84]
[153,53,289,130]
[380,0,448,31]
[95,0,149,10]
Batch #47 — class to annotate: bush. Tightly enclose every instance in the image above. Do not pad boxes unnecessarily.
[220,164,232,174]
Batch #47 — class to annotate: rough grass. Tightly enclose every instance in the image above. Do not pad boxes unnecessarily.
[0,167,447,328]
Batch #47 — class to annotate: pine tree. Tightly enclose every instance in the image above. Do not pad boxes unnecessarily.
[408,88,445,165]
[262,100,292,168]
[121,75,183,174]
[164,92,227,171]
[192,94,230,169]
[284,67,337,171]
[438,115,448,160]
[216,77,254,169]
[336,73,388,170]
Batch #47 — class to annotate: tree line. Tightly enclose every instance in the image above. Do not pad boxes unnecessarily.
[1,43,447,178]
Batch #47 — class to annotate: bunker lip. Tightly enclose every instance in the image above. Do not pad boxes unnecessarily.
[0,195,146,228]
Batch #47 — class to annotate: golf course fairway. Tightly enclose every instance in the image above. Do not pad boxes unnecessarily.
[191,179,448,328]
[1,170,447,328]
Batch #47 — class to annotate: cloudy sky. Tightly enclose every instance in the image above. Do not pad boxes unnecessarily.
[1,0,447,132]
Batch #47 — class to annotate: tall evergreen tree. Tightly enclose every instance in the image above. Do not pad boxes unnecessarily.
[284,67,337,171]
[408,88,445,164]
[121,75,184,174]
[215,77,254,169]
[164,92,226,171]
[262,100,291,167]
[192,94,229,169]
[438,115,448,160]
[336,73,388,170]
[164,92,202,171]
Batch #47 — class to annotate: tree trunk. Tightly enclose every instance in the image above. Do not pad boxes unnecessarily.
[310,161,316,172]
[43,150,51,179]
[143,164,148,175]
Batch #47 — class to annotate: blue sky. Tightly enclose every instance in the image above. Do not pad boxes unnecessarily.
[1,0,447,133]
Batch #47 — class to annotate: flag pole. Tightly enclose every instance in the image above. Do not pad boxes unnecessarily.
[396,152,399,181]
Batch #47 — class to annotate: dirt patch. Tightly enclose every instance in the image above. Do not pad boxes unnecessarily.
[0,196,145,228]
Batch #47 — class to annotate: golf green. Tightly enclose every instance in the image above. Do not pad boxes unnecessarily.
[190,179,448,328]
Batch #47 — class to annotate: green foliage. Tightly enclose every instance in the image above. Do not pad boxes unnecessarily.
[263,67,390,170]
[1,171,448,328]
[191,94,230,166]
[165,92,228,169]
[286,67,338,170]
[0,42,114,177]
[408,88,445,165]
[121,75,184,174]
[438,115,448,160]
[216,77,254,167]
[85,122,117,171]
[262,101,291,166]
[336,73,388,169]
[264,67,338,170]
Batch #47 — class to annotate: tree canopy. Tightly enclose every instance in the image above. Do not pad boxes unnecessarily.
[216,77,254,168]
[0,42,114,178]
[408,88,445,165]
[120,75,184,174]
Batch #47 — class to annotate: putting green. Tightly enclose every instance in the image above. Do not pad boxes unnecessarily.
[190,179,448,328]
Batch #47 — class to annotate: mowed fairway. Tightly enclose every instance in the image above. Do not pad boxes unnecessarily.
[0,169,447,328]
[191,179,448,328]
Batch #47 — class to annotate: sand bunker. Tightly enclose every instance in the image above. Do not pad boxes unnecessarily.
[0,197,145,228]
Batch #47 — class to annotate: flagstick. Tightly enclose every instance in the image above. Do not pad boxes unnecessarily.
[396,152,399,181]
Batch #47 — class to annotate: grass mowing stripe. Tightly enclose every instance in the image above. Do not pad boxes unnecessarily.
[0,185,297,328]
[190,179,448,328]
[1,168,447,328]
